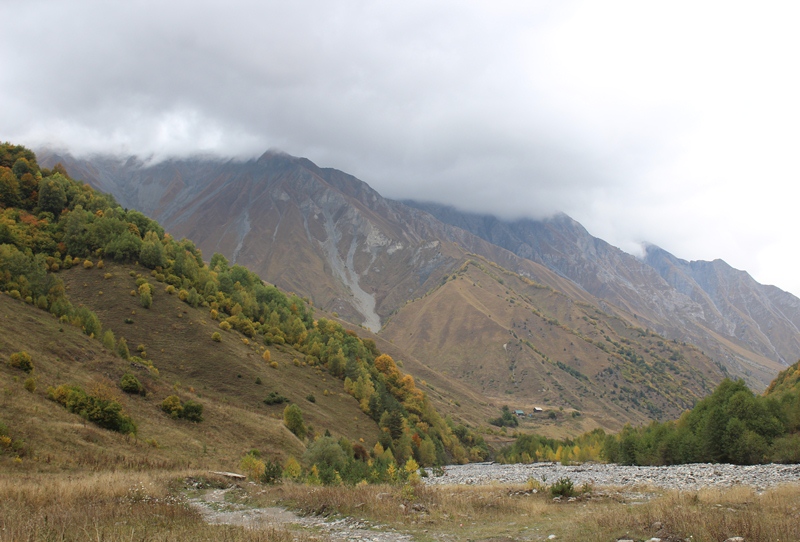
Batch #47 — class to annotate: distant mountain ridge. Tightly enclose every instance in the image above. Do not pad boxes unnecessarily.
[37,150,789,404]
[405,201,799,379]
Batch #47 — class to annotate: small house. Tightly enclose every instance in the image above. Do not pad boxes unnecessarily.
[514,409,525,417]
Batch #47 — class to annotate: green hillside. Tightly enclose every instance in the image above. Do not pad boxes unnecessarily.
[0,143,482,475]
[765,359,800,397]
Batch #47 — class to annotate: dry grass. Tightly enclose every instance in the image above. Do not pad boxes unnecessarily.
[592,485,800,542]
[256,481,800,542]
[0,470,300,542]
[3,469,799,542]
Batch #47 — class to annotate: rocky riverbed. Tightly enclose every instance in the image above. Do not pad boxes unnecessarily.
[423,462,800,492]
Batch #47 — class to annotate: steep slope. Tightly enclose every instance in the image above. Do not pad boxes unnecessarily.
[37,151,596,331]
[644,245,800,365]
[381,256,723,433]
[405,201,790,388]
[37,150,787,396]
[0,266,375,470]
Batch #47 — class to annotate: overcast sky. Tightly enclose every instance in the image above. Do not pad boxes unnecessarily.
[3,1,800,295]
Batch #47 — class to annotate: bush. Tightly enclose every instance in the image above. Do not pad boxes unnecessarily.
[240,452,266,481]
[550,476,575,498]
[264,391,289,405]
[306,394,316,403]
[117,337,130,359]
[23,377,36,393]
[262,349,271,363]
[262,459,283,484]
[161,395,183,418]
[161,395,203,422]
[48,384,137,434]
[283,404,307,439]
[83,259,93,269]
[9,352,33,373]
[211,332,221,342]
[219,321,231,331]
[119,373,143,395]
[182,400,204,422]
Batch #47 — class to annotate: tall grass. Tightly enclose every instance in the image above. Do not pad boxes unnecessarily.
[0,471,300,542]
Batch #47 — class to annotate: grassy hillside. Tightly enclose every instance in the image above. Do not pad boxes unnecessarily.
[382,256,725,435]
[0,142,483,474]
[0,266,378,471]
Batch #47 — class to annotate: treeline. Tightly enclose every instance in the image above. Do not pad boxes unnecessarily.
[603,377,800,465]
[496,428,606,464]
[0,142,483,467]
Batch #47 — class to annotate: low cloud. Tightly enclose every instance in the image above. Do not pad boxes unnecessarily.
[2,0,799,294]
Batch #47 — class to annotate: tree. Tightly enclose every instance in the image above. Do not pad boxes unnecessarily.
[283,404,306,439]
[139,231,166,268]
[38,176,67,216]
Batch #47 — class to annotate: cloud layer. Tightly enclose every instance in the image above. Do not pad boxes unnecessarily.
[3,1,800,294]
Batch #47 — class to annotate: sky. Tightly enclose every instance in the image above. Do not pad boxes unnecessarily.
[3,1,800,295]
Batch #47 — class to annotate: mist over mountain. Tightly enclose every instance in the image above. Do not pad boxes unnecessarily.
[38,149,791,410]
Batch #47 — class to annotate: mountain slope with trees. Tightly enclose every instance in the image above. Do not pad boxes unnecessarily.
[1,143,484,474]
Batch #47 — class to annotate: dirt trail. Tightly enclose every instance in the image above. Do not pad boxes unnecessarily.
[188,487,413,541]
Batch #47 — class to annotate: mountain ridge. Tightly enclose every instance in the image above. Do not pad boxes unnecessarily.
[36,149,789,400]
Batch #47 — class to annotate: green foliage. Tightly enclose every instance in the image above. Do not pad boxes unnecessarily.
[48,384,137,434]
[116,337,130,360]
[283,403,306,439]
[9,351,33,373]
[119,373,144,395]
[489,405,519,428]
[161,395,183,418]
[550,476,575,498]
[264,391,289,405]
[602,378,794,466]
[160,395,203,422]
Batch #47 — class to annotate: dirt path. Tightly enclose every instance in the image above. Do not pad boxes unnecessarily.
[188,487,414,541]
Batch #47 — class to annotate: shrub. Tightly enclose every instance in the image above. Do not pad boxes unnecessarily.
[117,337,130,359]
[270,361,279,369]
[102,330,116,351]
[9,352,33,373]
[283,456,302,481]
[219,321,232,331]
[83,259,93,269]
[240,452,266,481]
[48,384,137,434]
[262,459,283,484]
[264,392,289,405]
[283,404,307,439]
[262,349,271,363]
[119,373,144,395]
[550,476,575,498]
[161,395,183,418]
[140,290,152,308]
[182,400,204,422]
[160,395,203,422]
[211,332,221,342]
[23,377,36,393]
[306,394,316,403]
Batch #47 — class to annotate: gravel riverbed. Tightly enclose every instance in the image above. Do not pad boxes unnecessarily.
[424,462,800,492]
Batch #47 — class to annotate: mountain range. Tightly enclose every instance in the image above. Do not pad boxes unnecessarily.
[37,149,794,432]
